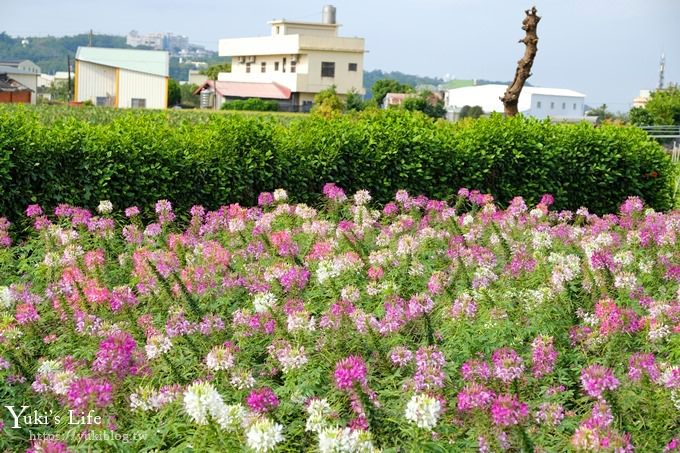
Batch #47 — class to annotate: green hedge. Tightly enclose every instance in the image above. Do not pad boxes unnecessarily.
[0,105,675,223]
[221,98,279,111]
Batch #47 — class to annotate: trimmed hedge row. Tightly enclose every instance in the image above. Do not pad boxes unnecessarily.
[0,105,675,224]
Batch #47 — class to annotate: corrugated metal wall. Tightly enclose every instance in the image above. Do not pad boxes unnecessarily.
[76,61,115,105]
[118,70,166,109]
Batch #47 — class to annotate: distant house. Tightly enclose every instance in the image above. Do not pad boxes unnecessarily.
[74,47,169,109]
[383,91,443,109]
[0,59,41,74]
[0,65,38,104]
[0,73,34,104]
[383,92,411,108]
[197,5,364,111]
[445,84,586,121]
[193,80,292,109]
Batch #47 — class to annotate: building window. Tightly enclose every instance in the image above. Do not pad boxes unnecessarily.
[131,98,146,108]
[573,103,577,110]
[550,101,555,109]
[562,102,566,109]
[290,61,296,73]
[275,62,280,71]
[246,63,251,73]
[348,63,357,72]
[261,62,266,73]
[276,26,280,34]
[536,101,541,109]
[96,96,109,107]
[283,57,286,73]
[321,61,335,77]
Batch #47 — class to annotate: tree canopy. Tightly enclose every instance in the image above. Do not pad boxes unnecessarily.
[630,84,680,126]
[371,79,415,106]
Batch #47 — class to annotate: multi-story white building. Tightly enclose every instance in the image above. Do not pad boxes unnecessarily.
[203,5,365,111]
[445,84,587,121]
[74,47,169,109]
[0,65,38,104]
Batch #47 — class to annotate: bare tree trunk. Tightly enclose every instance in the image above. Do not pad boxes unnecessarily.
[501,6,541,117]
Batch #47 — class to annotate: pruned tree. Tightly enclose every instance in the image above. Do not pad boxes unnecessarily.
[500,6,541,116]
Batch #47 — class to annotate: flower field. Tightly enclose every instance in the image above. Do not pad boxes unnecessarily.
[0,186,678,452]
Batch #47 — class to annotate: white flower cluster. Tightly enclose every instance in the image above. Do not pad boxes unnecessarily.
[305,398,333,434]
[145,335,172,360]
[97,200,113,214]
[671,389,680,411]
[130,386,180,412]
[353,190,372,206]
[230,369,256,390]
[547,253,581,292]
[0,286,14,310]
[317,254,361,284]
[404,393,442,430]
[246,417,285,452]
[287,312,316,333]
[304,399,378,452]
[32,360,74,396]
[206,344,236,371]
[182,382,245,431]
[318,427,377,453]
[273,189,288,202]
[531,230,553,250]
[253,292,278,313]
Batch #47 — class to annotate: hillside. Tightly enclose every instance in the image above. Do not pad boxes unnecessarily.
[0,32,126,74]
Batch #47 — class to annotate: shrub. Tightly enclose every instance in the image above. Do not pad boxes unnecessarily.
[221,98,279,111]
[0,106,675,226]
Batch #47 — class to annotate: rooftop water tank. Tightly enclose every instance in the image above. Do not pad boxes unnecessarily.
[322,5,336,24]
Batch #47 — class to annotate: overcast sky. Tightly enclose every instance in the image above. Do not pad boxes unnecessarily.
[4,0,679,110]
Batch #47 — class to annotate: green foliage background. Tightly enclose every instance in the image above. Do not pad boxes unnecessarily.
[0,105,675,225]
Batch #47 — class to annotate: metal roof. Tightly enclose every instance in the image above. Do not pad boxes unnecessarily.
[0,75,33,92]
[75,47,169,77]
[0,65,36,75]
[195,80,292,100]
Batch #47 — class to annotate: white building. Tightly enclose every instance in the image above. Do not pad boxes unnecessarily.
[207,5,365,111]
[0,65,38,104]
[445,84,586,121]
[74,47,169,109]
[0,59,41,74]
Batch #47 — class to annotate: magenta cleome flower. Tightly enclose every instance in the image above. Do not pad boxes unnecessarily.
[246,387,280,413]
[580,364,620,399]
[334,355,368,390]
[531,336,558,378]
[66,377,113,414]
[490,394,528,427]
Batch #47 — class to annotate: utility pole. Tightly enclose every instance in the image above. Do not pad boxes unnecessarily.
[658,53,665,90]
[89,29,93,47]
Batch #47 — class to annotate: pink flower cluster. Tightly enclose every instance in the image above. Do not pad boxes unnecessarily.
[490,394,528,427]
[413,346,446,391]
[92,331,140,378]
[334,355,368,390]
[492,348,525,383]
[531,336,557,378]
[246,387,279,413]
[66,377,113,413]
[580,364,620,399]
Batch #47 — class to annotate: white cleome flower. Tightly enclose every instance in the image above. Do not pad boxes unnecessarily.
[404,393,442,430]
[206,345,235,371]
[253,292,278,313]
[182,382,225,425]
[246,417,284,452]
[273,189,288,202]
[145,335,172,360]
[305,398,333,434]
[318,427,377,453]
[97,200,113,214]
[213,403,246,431]
[0,286,14,310]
